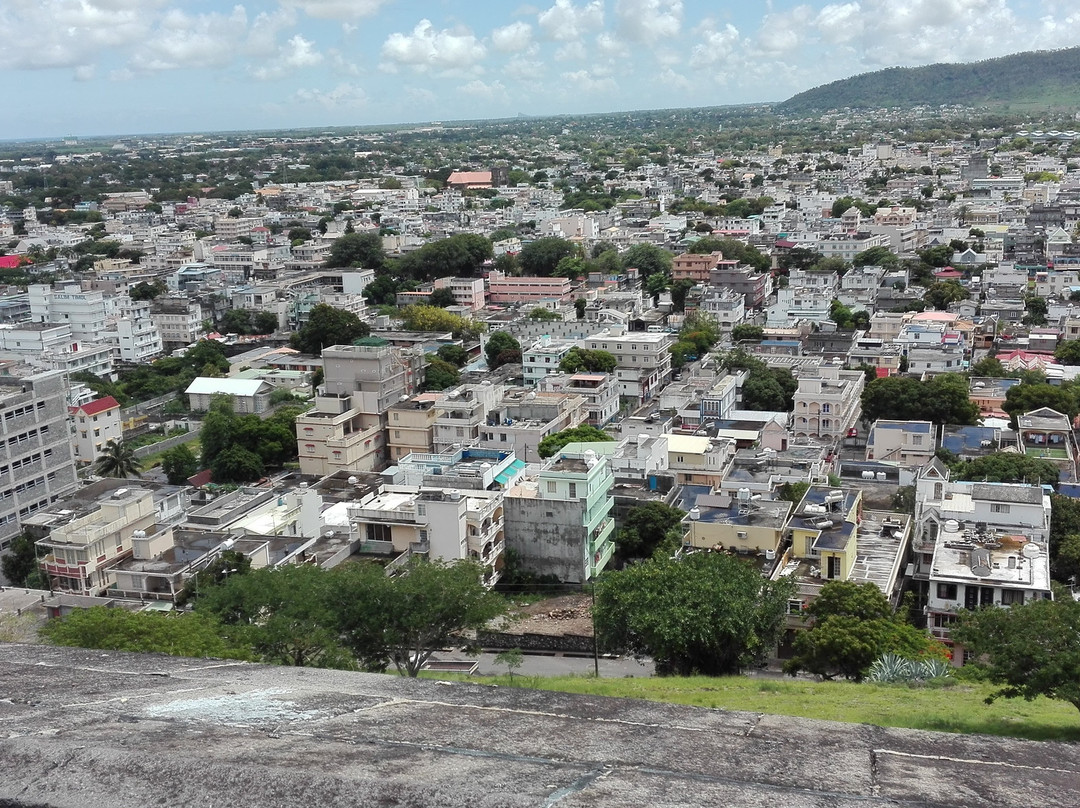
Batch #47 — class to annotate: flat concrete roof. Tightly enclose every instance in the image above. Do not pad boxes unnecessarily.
[1,644,1078,807]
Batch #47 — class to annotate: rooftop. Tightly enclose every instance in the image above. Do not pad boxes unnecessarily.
[1,644,1076,808]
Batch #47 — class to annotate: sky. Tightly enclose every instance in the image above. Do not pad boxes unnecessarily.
[3,0,1080,140]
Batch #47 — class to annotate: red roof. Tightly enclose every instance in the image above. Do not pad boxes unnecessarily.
[875,367,890,378]
[0,256,21,269]
[70,396,120,416]
[187,468,213,487]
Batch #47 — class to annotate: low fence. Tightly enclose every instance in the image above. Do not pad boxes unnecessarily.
[132,429,200,460]
[477,630,595,655]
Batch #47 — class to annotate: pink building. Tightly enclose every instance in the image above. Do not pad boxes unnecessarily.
[487,272,573,305]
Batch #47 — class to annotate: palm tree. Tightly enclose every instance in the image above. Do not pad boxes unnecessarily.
[94,439,140,479]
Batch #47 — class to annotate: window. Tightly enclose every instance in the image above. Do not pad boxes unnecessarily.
[417,504,426,516]
[912,435,923,446]
[546,481,557,494]
[990,503,1010,514]
[787,600,804,615]
[827,556,841,579]
[568,483,577,498]
[1001,589,1025,606]
[821,403,830,413]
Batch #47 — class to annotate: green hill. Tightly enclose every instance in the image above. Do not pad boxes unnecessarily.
[777,48,1080,113]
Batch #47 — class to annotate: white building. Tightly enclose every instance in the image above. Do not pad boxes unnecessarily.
[28,284,111,343]
[582,327,674,405]
[69,396,123,465]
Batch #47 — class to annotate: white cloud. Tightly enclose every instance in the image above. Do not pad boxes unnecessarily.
[492,21,534,53]
[537,0,604,42]
[458,78,508,102]
[280,0,390,21]
[380,19,486,75]
[252,34,324,80]
[689,21,741,70]
[130,6,249,72]
[73,65,96,81]
[615,0,682,45]
[294,82,368,108]
[560,68,618,94]
[0,0,163,71]
[595,32,630,59]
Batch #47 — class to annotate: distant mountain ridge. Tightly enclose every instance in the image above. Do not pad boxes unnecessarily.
[777,48,1080,113]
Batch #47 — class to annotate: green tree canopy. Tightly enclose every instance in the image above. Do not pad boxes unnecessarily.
[527,307,562,322]
[614,501,686,565]
[861,374,979,425]
[399,305,483,339]
[1002,382,1079,426]
[40,607,251,660]
[537,425,613,458]
[518,237,578,276]
[784,582,947,681]
[953,597,1080,714]
[0,533,46,589]
[970,356,1007,377]
[621,243,672,279]
[731,324,764,342]
[160,443,199,485]
[559,347,617,374]
[484,331,520,367]
[435,344,468,367]
[423,358,461,391]
[1054,340,1080,366]
[94,439,140,479]
[923,280,969,310]
[290,303,370,355]
[427,287,457,308]
[594,552,795,676]
[324,232,385,270]
[951,452,1059,484]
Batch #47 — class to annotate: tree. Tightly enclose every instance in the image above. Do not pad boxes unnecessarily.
[94,439,140,479]
[777,482,810,504]
[1,533,46,589]
[196,565,351,668]
[670,278,695,313]
[594,552,795,676]
[484,331,520,367]
[175,549,252,608]
[518,237,577,276]
[211,444,265,484]
[574,298,587,319]
[1003,382,1079,425]
[559,347,617,374]
[160,444,199,485]
[290,303,370,355]
[495,647,524,682]
[428,287,457,308]
[1055,340,1080,366]
[436,344,468,367]
[423,358,461,391]
[784,582,947,681]
[953,597,1080,714]
[622,243,672,279]
[324,232,385,270]
[614,502,686,564]
[399,305,482,339]
[861,374,979,425]
[40,607,250,660]
[129,279,167,301]
[923,280,968,310]
[970,356,1006,377]
[333,557,507,677]
[527,307,561,322]
[952,453,1059,484]
[252,311,279,334]
[851,245,898,268]
[645,272,670,305]
[731,324,764,342]
[537,425,614,458]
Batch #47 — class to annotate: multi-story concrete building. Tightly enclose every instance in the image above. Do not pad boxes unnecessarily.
[671,251,724,284]
[432,382,504,453]
[386,395,438,463]
[478,388,587,462]
[343,485,504,587]
[582,327,674,405]
[865,420,936,465]
[791,365,865,443]
[699,287,746,333]
[522,336,576,387]
[151,297,206,352]
[911,460,1053,661]
[110,296,162,363]
[538,372,620,428]
[69,396,122,466]
[487,272,573,305]
[295,341,421,475]
[28,284,111,342]
[503,448,615,583]
[36,486,158,595]
[0,372,78,551]
[707,264,769,309]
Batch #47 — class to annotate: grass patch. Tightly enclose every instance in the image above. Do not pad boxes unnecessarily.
[424,673,1080,741]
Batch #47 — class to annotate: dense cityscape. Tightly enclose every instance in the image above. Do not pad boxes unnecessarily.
[3,66,1080,808]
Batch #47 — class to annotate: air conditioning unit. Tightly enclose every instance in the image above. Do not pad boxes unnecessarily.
[736,531,748,539]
